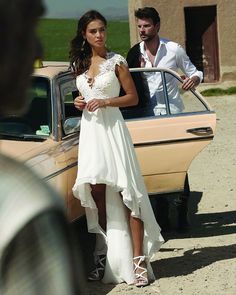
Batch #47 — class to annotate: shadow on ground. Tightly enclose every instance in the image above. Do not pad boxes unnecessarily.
[151,191,236,240]
[151,191,236,278]
[152,243,236,279]
[71,190,236,291]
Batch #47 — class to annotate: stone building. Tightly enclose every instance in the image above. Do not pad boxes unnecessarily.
[128,0,236,83]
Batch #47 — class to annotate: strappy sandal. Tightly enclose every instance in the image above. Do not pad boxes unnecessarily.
[133,256,149,287]
[88,254,106,281]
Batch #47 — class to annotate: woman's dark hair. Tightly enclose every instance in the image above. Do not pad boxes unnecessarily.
[135,7,160,25]
[69,10,107,76]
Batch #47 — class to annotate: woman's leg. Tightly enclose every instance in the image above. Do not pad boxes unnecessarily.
[119,192,144,257]
[121,198,145,258]
[129,214,148,286]
[90,183,106,231]
[88,184,107,281]
[129,215,144,257]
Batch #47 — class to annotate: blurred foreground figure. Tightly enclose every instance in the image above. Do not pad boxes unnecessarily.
[0,0,85,294]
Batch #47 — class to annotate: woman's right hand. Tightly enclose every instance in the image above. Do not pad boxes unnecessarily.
[74,95,86,110]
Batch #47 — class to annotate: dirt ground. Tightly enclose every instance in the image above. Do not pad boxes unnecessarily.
[82,89,236,295]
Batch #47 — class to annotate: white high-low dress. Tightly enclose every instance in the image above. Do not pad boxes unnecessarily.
[73,52,164,285]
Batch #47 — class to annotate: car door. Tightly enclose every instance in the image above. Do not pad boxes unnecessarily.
[122,68,216,195]
[56,73,84,221]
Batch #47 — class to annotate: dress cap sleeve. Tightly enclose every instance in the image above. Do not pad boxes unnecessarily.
[115,54,128,67]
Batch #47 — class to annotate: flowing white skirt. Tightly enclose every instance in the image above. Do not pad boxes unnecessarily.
[73,107,164,284]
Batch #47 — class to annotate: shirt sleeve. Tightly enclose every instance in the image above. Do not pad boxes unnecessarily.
[175,45,203,82]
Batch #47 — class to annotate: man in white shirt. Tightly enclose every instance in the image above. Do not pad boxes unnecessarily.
[127,6,203,116]
[127,7,203,230]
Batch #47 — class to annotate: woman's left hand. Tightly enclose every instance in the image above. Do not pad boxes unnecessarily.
[86,99,106,112]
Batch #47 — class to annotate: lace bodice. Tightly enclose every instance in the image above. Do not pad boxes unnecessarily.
[76,52,127,102]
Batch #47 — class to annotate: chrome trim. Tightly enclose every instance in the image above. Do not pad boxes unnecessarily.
[44,161,77,181]
[148,189,184,196]
[133,135,214,147]
[124,110,215,122]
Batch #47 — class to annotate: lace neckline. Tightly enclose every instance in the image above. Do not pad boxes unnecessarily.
[84,52,115,88]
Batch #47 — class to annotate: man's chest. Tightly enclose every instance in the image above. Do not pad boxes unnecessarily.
[142,48,177,69]
[154,49,177,68]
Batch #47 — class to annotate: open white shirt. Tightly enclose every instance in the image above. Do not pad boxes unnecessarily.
[139,38,203,115]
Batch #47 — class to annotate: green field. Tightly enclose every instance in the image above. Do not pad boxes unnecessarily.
[38,19,130,61]
[200,87,236,96]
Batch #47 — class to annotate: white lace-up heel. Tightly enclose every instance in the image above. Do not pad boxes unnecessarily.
[133,256,149,287]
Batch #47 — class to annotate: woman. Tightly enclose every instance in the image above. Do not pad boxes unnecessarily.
[70,10,164,287]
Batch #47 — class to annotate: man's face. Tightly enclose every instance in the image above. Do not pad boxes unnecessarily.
[137,18,159,42]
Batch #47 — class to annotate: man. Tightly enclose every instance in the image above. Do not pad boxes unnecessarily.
[127,7,203,230]
[0,0,85,293]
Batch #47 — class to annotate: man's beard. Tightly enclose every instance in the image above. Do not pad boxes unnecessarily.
[139,33,156,42]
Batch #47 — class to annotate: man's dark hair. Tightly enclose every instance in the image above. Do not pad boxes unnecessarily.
[135,7,160,25]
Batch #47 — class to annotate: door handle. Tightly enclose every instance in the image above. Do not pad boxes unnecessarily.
[186,126,213,135]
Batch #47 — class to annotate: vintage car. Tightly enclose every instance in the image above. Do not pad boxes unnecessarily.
[0,62,216,221]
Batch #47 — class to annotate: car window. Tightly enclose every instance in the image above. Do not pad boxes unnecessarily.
[0,77,51,137]
[120,69,209,120]
[59,78,82,120]
[164,72,208,115]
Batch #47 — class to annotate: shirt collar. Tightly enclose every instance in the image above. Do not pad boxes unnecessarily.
[139,38,165,57]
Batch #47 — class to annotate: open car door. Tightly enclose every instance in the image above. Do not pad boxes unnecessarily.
[122,68,216,195]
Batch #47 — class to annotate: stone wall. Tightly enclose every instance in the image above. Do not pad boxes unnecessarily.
[128,0,236,82]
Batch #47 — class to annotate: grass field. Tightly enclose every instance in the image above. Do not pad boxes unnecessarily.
[200,87,236,96]
[38,19,130,61]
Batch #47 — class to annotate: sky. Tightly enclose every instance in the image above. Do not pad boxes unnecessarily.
[43,0,128,20]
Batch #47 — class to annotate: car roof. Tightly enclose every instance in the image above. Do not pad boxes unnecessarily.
[33,61,182,81]
[33,61,70,79]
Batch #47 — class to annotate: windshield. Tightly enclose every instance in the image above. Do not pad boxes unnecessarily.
[0,77,51,140]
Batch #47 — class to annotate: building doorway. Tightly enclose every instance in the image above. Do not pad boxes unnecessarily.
[184,6,219,82]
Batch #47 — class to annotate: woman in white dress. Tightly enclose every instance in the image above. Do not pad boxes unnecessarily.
[70,10,164,287]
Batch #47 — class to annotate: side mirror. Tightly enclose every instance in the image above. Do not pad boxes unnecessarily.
[63,117,81,135]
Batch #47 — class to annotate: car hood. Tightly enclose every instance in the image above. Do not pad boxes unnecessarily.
[0,138,64,178]
[0,139,51,161]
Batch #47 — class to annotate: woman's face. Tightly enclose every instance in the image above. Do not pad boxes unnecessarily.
[83,19,107,49]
